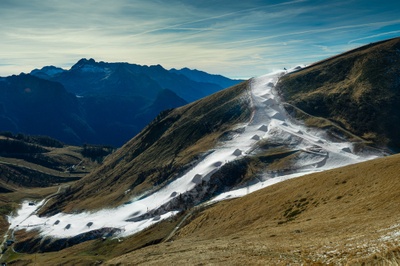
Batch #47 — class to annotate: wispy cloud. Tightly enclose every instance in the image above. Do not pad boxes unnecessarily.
[0,0,399,78]
[349,30,400,43]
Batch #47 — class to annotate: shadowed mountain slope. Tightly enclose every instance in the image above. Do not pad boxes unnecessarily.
[276,37,400,151]
[51,59,163,99]
[8,59,242,146]
[0,74,95,144]
[32,59,240,103]
[0,73,188,146]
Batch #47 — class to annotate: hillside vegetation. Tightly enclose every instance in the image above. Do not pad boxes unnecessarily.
[277,37,400,151]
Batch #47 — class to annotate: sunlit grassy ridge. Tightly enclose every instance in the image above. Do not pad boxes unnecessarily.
[277,37,400,150]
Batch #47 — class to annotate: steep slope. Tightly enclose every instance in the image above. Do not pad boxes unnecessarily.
[107,153,400,265]
[78,90,188,147]
[40,81,252,214]
[276,37,400,151]
[139,89,188,122]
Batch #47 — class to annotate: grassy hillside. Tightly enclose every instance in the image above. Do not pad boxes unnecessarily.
[277,37,400,151]
[40,81,252,214]
[4,153,400,265]
[106,154,400,265]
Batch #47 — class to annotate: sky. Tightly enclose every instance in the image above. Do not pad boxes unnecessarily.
[1,0,399,79]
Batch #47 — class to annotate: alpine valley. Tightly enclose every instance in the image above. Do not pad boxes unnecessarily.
[1,37,400,265]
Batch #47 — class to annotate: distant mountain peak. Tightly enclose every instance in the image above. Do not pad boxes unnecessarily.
[76,58,96,65]
[71,58,109,73]
[71,58,97,69]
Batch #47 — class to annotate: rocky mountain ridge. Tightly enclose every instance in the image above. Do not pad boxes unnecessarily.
[1,60,242,146]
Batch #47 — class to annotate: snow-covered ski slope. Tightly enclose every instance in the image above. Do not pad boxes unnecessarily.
[8,68,381,239]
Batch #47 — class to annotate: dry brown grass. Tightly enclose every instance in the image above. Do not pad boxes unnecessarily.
[106,154,400,265]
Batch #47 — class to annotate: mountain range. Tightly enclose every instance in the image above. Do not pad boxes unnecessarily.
[1,37,400,265]
[0,59,243,146]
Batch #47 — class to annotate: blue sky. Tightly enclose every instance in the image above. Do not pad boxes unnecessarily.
[1,0,399,78]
